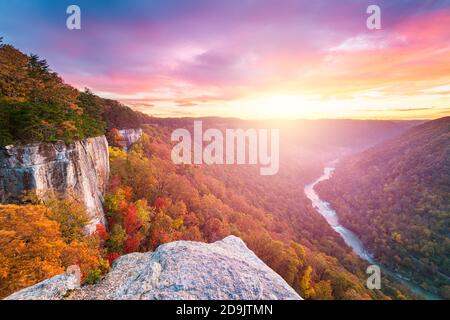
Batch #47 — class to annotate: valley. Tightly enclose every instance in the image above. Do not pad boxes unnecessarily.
[305,165,441,300]
[1,41,448,301]
[316,117,450,299]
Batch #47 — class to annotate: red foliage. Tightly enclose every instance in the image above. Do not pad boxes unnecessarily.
[154,197,169,210]
[122,204,141,235]
[124,235,142,253]
[95,224,109,241]
[105,252,120,266]
[184,212,199,227]
[148,229,171,250]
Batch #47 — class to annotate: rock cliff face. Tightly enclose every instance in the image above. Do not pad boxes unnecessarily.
[5,236,302,300]
[0,136,109,232]
[117,128,143,151]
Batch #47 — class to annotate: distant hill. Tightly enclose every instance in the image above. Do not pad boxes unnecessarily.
[147,117,418,159]
[317,117,450,298]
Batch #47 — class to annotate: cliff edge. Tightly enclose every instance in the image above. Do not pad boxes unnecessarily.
[6,236,302,300]
[0,136,109,232]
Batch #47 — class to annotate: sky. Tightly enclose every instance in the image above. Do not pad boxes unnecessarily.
[1,0,450,119]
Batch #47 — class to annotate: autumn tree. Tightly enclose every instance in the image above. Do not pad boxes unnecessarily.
[299,266,316,299]
[0,203,108,298]
[0,205,65,298]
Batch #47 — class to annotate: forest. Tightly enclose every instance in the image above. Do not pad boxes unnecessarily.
[1,121,410,300]
[0,39,150,146]
[0,41,426,300]
[96,122,426,300]
[316,117,450,299]
[0,199,108,297]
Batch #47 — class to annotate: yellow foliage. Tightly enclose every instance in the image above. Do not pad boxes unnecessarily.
[0,205,65,298]
[299,266,316,299]
[0,204,106,299]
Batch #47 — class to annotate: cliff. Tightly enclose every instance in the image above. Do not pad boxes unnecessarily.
[5,236,302,300]
[0,136,109,232]
[117,128,143,151]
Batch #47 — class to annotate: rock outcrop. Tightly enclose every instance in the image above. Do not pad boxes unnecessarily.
[0,136,109,232]
[5,266,81,300]
[117,128,143,151]
[6,236,302,300]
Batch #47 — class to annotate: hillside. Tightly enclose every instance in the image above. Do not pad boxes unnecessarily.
[0,42,418,300]
[0,40,150,146]
[316,117,450,298]
[96,123,417,300]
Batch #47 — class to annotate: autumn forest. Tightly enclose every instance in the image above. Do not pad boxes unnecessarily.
[0,40,449,301]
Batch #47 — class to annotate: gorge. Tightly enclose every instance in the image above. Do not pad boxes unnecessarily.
[306,165,441,300]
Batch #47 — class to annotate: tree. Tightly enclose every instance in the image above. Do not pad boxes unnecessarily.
[0,205,65,298]
[202,217,229,242]
[299,266,316,299]
[124,234,143,253]
[0,44,31,102]
[105,252,120,267]
[109,128,125,149]
[154,197,170,210]
[0,42,107,146]
[60,240,107,280]
[313,280,333,300]
[106,224,127,253]
[44,196,90,243]
[123,203,142,236]
[0,203,108,298]
[96,224,109,242]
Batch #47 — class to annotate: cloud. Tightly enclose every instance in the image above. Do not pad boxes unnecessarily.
[1,0,449,118]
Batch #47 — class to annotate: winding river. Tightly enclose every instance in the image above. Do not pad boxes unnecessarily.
[304,165,441,300]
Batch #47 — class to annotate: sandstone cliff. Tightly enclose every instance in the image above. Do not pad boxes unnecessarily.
[0,136,109,232]
[117,128,143,151]
[6,236,302,300]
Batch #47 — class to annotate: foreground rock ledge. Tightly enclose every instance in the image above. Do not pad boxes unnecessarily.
[6,236,302,300]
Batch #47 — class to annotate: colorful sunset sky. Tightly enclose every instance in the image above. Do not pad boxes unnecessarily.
[1,0,449,119]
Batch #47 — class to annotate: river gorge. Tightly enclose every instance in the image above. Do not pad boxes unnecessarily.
[304,165,440,300]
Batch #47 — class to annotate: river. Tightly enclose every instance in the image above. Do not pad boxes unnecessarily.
[304,165,441,300]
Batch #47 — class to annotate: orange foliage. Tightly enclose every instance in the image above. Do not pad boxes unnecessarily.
[0,204,106,298]
[0,205,65,298]
[96,224,109,241]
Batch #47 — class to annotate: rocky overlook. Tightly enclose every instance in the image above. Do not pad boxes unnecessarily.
[6,236,302,300]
